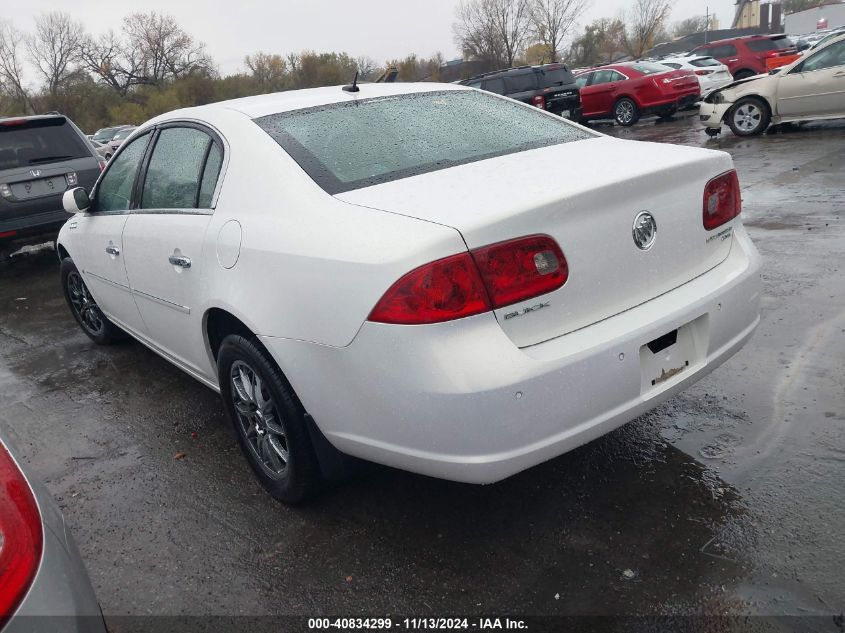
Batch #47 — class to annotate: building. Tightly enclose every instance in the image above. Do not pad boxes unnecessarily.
[784,2,845,34]
[733,0,782,30]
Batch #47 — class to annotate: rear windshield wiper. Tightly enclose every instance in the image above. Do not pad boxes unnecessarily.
[28,155,74,164]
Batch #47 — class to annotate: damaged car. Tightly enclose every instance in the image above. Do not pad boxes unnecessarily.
[700,33,845,137]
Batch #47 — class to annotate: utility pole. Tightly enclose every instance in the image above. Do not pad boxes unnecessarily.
[705,6,710,44]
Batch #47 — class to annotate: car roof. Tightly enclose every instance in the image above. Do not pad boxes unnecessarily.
[698,33,788,47]
[0,114,66,124]
[152,82,469,121]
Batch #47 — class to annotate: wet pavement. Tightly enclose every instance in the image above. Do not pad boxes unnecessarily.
[0,114,843,627]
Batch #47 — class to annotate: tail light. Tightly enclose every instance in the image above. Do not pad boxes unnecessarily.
[703,170,741,230]
[369,235,568,325]
[368,253,491,325]
[471,235,568,308]
[98,160,107,172]
[0,443,43,624]
[531,95,546,109]
[695,69,715,76]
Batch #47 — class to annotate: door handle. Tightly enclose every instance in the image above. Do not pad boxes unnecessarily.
[168,254,191,268]
[105,244,120,256]
[835,71,845,77]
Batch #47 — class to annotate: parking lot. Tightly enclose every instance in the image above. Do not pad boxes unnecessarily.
[1,113,843,627]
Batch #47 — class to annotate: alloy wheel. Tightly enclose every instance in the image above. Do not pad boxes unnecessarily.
[230,360,289,477]
[66,272,104,336]
[617,101,635,124]
[733,103,762,133]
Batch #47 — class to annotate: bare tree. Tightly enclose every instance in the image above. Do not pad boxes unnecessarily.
[355,55,380,80]
[245,52,287,90]
[80,30,146,95]
[528,0,588,63]
[0,20,33,110]
[454,0,530,70]
[26,12,85,97]
[123,12,212,85]
[624,0,675,58]
[673,15,708,38]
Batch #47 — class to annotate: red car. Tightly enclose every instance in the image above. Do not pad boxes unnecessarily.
[691,34,795,79]
[575,61,701,126]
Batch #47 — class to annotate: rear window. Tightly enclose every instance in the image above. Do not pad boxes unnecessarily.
[630,62,673,75]
[113,128,135,141]
[690,57,722,67]
[504,73,538,92]
[541,67,575,87]
[746,39,780,52]
[0,118,89,171]
[255,90,594,194]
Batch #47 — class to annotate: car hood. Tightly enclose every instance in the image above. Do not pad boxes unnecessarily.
[705,73,773,102]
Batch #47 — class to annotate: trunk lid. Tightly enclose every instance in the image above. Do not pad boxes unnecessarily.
[337,136,737,348]
[660,69,700,93]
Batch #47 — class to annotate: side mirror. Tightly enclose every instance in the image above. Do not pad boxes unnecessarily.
[63,187,91,215]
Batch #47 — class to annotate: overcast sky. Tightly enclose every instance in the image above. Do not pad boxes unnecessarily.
[7,0,737,76]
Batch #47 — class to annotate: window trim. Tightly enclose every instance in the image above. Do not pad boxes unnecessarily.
[132,120,228,216]
[89,130,153,216]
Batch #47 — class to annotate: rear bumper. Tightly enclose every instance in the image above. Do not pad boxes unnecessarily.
[262,224,761,484]
[0,209,66,238]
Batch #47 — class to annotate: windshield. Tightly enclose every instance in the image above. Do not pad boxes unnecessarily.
[92,126,122,141]
[113,128,135,140]
[0,118,90,170]
[255,90,594,194]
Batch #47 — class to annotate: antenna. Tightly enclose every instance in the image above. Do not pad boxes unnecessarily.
[342,71,360,93]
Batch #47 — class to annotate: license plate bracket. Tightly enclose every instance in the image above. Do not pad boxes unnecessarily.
[639,315,709,395]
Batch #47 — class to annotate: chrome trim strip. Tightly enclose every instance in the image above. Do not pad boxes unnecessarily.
[131,287,191,314]
[130,208,213,216]
[83,270,130,291]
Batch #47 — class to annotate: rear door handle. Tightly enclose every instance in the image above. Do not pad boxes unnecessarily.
[105,244,120,256]
[834,71,845,77]
[168,254,191,268]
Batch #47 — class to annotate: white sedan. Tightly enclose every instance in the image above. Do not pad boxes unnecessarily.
[658,55,734,97]
[58,82,761,503]
[700,33,845,136]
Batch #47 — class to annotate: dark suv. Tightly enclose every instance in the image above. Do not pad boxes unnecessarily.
[459,63,582,119]
[0,114,102,258]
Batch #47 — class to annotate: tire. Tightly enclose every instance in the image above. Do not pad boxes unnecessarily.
[614,98,640,126]
[657,107,677,120]
[60,257,126,344]
[733,69,755,80]
[728,97,770,136]
[217,335,322,504]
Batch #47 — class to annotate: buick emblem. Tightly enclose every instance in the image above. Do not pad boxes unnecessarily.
[29,169,41,178]
[632,211,657,250]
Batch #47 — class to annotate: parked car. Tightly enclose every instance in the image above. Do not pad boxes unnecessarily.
[575,61,701,126]
[57,83,761,503]
[90,125,131,144]
[657,55,734,96]
[89,140,113,161]
[0,114,104,259]
[691,34,795,79]
[459,64,582,119]
[0,431,106,632]
[106,126,136,152]
[700,33,845,136]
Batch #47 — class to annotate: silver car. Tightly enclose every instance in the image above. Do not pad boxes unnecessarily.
[0,432,105,633]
